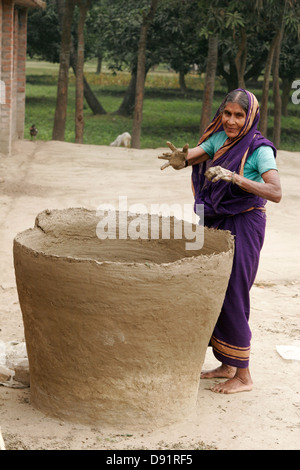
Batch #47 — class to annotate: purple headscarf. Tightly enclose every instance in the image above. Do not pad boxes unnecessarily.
[192,89,276,219]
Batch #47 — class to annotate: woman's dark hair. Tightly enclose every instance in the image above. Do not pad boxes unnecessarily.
[220,90,249,114]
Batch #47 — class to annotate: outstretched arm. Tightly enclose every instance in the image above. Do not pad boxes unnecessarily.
[233,169,282,203]
[158,142,209,170]
[205,166,282,203]
[186,145,210,166]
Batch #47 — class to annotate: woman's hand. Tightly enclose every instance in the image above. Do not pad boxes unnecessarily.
[158,141,189,170]
[206,166,282,203]
[205,166,235,183]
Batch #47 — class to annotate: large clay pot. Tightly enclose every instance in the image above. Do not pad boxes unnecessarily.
[13,208,234,428]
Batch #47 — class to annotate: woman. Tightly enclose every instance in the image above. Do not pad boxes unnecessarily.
[158,89,281,394]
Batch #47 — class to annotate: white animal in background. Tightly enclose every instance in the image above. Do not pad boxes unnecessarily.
[110,132,131,148]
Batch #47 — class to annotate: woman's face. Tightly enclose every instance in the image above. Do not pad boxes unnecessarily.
[222,102,247,139]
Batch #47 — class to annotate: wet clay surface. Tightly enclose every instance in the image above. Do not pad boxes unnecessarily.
[13,208,234,427]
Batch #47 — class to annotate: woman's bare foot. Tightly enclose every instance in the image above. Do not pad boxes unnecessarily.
[200,364,236,379]
[210,368,253,394]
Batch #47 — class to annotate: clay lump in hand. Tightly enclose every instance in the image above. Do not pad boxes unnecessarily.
[158,141,189,170]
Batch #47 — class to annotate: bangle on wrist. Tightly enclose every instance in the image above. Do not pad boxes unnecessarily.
[231,171,236,183]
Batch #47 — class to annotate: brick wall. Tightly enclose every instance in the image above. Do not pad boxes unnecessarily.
[0,0,14,154]
[0,3,2,107]
[0,0,28,155]
[17,8,28,140]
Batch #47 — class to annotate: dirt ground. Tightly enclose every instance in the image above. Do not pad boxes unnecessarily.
[0,139,299,451]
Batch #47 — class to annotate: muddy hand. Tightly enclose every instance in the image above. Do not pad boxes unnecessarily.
[158,141,189,170]
[205,166,235,183]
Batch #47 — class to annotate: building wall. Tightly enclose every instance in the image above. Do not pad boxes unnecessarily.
[12,4,18,141]
[16,8,28,140]
[1,0,14,154]
[0,0,28,155]
[0,3,2,101]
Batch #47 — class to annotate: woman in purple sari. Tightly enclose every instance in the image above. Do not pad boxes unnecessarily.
[158,89,281,394]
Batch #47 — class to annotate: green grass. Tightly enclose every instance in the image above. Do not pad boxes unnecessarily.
[25,59,300,151]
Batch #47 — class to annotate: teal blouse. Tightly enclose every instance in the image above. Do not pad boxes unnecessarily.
[199,131,277,183]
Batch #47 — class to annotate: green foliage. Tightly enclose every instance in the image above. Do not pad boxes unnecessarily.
[27,1,61,62]
[25,61,300,151]
[27,0,300,86]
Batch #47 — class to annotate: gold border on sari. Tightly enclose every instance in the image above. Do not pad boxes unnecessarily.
[211,335,250,362]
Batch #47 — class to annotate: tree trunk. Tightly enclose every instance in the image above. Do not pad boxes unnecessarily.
[234,28,247,89]
[116,70,137,116]
[83,75,106,114]
[75,0,90,144]
[52,0,75,141]
[96,53,102,74]
[272,32,283,148]
[131,0,158,149]
[69,49,107,115]
[179,70,187,93]
[259,33,279,137]
[272,4,285,148]
[281,77,292,116]
[131,22,148,149]
[56,0,106,116]
[218,55,238,92]
[260,0,286,140]
[200,33,218,136]
[244,52,267,82]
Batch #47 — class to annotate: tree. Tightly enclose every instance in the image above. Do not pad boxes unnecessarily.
[27,1,61,62]
[151,0,205,93]
[28,0,300,148]
[52,0,75,141]
[272,16,284,148]
[279,1,300,116]
[280,39,300,116]
[214,3,250,91]
[116,68,138,117]
[101,0,157,118]
[75,0,91,144]
[59,0,106,116]
[131,0,158,149]
[258,3,285,138]
[102,0,205,117]
[84,1,106,74]
[52,0,105,142]
[259,31,279,137]
[200,34,218,135]
[258,0,299,145]
[198,1,225,135]
[28,0,106,118]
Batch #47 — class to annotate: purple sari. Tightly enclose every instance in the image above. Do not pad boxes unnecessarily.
[192,89,276,368]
